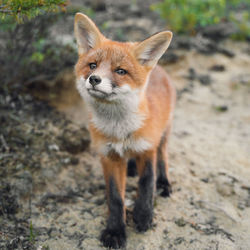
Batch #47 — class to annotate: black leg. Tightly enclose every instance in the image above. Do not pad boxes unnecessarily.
[156,130,172,197]
[101,156,127,249]
[157,159,172,197]
[127,158,137,177]
[133,160,154,232]
[101,178,126,249]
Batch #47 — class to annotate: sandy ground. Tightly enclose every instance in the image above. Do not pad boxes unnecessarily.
[30,40,250,250]
[1,0,250,249]
[1,39,250,250]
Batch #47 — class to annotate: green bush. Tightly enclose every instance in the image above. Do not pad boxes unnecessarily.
[0,14,77,86]
[0,1,81,86]
[151,0,250,39]
[0,0,67,22]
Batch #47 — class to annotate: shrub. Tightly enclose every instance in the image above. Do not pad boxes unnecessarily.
[0,0,67,22]
[151,0,250,39]
[0,0,80,87]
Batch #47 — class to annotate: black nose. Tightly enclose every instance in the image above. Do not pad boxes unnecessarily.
[89,75,101,87]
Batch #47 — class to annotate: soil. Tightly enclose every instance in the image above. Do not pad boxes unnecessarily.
[1,0,250,250]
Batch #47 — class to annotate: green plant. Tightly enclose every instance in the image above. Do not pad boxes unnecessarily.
[0,13,73,85]
[151,0,250,39]
[0,0,67,22]
[0,1,79,86]
[230,10,250,40]
[29,221,36,243]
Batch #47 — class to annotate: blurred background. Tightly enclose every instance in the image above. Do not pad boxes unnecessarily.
[0,1,250,249]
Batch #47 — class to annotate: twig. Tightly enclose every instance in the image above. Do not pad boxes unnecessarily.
[0,153,13,160]
[24,75,52,86]
[0,134,9,152]
[0,9,11,13]
[0,5,11,13]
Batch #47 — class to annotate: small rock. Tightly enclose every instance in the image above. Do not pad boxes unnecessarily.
[174,36,193,50]
[175,217,187,227]
[130,4,142,17]
[199,75,211,85]
[83,212,93,220]
[174,237,185,245]
[218,47,235,58]
[186,68,196,81]
[48,144,59,151]
[237,201,245,210]
[70,156,79,165]
[214,105,228,112]
[90,0,106,12]
[90,196,104,205]
[201,22,238,40]
[160,51,179,64]
[209,64,225,72]
[201,178,209,183]
[192,35,217,54]
[215,175,235,196]
[48,227,58,237]
[124,198,133,207]
[61,157,71,165]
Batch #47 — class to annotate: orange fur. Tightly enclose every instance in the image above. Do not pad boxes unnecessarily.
[74,13,175,248]
[85,65,176,157]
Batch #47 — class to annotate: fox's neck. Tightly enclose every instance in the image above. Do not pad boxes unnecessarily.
[89,92,148,139]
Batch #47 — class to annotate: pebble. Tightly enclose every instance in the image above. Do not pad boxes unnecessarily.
[175,217,187,227]
[209,64,226,72]
[215,175,235,196]
[48,144,59,151]
[199,75,211,85]
[83,212,93,220]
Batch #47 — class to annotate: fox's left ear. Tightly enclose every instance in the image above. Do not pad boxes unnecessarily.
[134,31,172,67]
[74,13,104,55]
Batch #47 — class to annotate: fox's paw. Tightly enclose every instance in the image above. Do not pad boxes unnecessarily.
[133,203,153,232]
[157,177,172,197]
[100,227,126,249]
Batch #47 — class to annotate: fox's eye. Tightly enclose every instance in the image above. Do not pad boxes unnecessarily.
[115,68,127,75]
[89,63,97,70]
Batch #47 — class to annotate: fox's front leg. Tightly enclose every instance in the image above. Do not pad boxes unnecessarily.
[100,156,127,249]
[133,151,156,232]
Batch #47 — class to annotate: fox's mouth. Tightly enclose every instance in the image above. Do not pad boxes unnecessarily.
[87,88,115,99]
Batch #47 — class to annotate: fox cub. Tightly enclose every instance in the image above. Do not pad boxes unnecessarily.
[74,13,175,248]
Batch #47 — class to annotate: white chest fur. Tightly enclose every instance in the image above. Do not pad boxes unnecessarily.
[99,137,152,157]
[89,86,146,139]
[77,77,152,155]
[90,105,145,139]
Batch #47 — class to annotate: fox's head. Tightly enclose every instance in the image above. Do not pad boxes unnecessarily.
[74,13,172,104]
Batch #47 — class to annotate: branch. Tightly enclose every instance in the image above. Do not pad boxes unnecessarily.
[0,4,11,12]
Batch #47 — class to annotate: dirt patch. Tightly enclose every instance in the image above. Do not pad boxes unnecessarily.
[1,39,248,250]
[1,0,250,248]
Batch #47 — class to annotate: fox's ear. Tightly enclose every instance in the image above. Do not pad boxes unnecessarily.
[134,31,172,67]
[74,13,104,54]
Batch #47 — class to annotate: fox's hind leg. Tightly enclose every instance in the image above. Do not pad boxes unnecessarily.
[127,158,137,177]
[156,125,172,197]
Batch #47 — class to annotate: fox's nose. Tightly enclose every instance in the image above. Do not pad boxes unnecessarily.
[89,75,101,87]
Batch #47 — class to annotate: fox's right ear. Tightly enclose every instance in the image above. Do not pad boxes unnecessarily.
[134,31,172,67]
[74,13,104,55]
